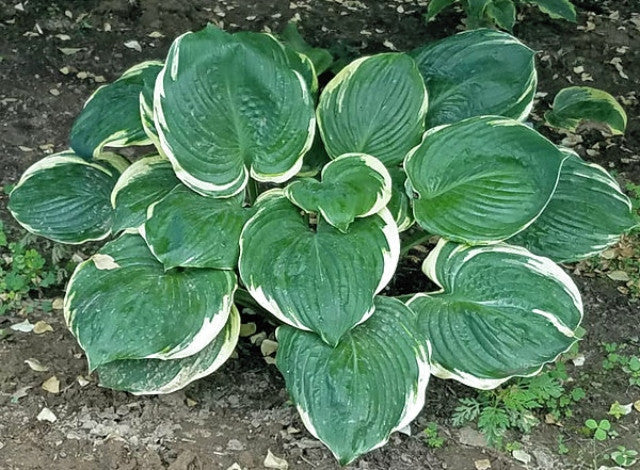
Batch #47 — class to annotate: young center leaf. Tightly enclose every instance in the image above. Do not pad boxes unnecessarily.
[239,190,399,346]
[545,86,627,135]
[317,53,428,166]
[70,61,163,159]
[279,22,334,76]
[64,233,237,370]
[410,29,537,128]
[8,150,126,244]
[285,153,392,232]
[276,296,430,465]
[154,25,315,197]
[97,305,240,395]
[111,155,180,233]
[139,63,162,147]
[408,240,583,389]
[144,185,253,270]
[387,167,415,232]
[509,149,637,262]
[404,116,565,244]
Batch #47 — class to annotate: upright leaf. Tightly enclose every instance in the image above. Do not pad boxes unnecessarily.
[545,86,627,135]
[8,150,125,244]
[97,306,240,395]
[530,0,577,22]
[70,61,163,158]
[285,153,392,232]
[239,191,399,346]
[280,22,334,76]
[111,155,179,232]
[317,53,428,167]
[154,25,315,197]
[144,185,252,269]
[404,116,565,244]
[409,240,583,389]
[411,29,537,128]
[387,167,414,232]
[487,0,517,30]
[425,0,457,20]
[510,149,637,262]
[276,296,430,465]
[65,233,237,370]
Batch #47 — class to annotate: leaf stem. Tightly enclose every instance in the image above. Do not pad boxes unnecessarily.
[400,230,432,257]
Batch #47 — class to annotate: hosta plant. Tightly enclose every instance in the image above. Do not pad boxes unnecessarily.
[426,0,576,31]
[8,26,637,464]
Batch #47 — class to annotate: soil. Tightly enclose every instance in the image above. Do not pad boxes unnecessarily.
[1,1,639,469]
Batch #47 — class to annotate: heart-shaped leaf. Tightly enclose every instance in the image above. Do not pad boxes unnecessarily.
[408,240,583,389]
[8,150,126,244]
[285,153,392,232]
[404,116,565,244]
[510,149,637,262]
[154,25,315,197]
[276,296,430,465]
[531,0,576,21]
[317,53,428,166]
[71,61,163,158]
[410,29,537,128]
[65,233,236,370]
[97,305,240,395]
[239,191,399,346]
[144,185,253,269]
[545,86,627,135]
[111,155,179,232]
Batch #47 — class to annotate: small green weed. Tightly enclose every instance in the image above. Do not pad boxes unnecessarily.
[422,421,445,449]
[608,446,638,467]
[585,419,616,441]
[452,363,584,447]
[0,220,68,315]
[601,343,640,387]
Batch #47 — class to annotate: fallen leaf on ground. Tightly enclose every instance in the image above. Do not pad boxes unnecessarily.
[77,375,90,387]
[148,31,164,38]
[475,459,491,470]
[260,339,278,356]
[10,319,34,332]
[264,449,288,469]
[239,322,257,337]
[42,376,60,394]
[52,298,64,310]
[124,40,142,52]
[33,321,53,334]
[512,449,531,464]
[25,358,49,372]
[37,407,57,422]
[608,270,631,282]
[58,47,83,55]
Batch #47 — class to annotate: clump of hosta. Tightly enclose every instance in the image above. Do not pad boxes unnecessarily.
[8,25,637,464]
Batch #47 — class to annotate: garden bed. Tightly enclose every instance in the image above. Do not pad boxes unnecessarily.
[0,1,639,469]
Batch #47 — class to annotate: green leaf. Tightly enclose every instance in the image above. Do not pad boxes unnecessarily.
[529,0,577,22]
[239,190,399,346]
[410,29,537,128]
[317,53,428,167]
[139,63,162,146]
[545,86,627,135]
[65,233,237,370]
[585,418,598,429]
[276,296,430,465]
[280,22,334,76]
[285,153,392,232]
[509,149,637,262]
[70,61,163,159]
[144,185,252,270]
[387,167,414,232]
[233,30,318,96]
[404,116,565,244]
[425,0,457,20]
[408,240,583,389]
[487,0,516,30]
[8,150,125,244]
[111,155,180,232]
[466,0,492,19]
[297,131,331,177]
[97,305,240,394]
[154,25,315,197]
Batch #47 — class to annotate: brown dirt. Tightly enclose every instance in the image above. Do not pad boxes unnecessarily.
[1,1,639,469]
